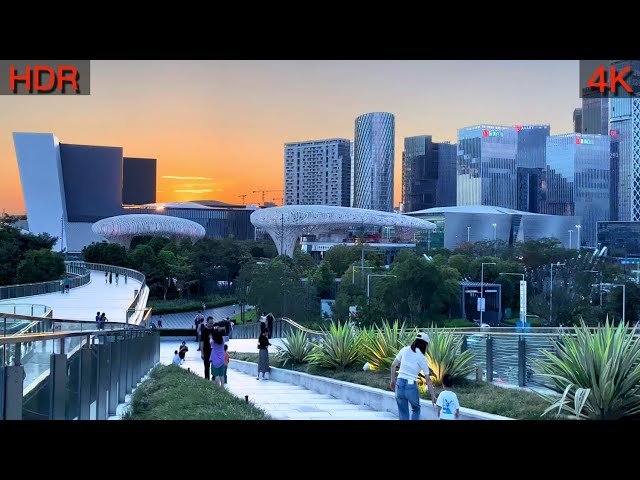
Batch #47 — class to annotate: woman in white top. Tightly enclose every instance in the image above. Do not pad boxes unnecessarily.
[390,332,437,420]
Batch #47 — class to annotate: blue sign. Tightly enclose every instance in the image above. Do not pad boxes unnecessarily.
[619,258,640,265]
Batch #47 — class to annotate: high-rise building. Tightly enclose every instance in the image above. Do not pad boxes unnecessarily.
[573,108,583,133]
[543,133,610,246]
[457,125,518,209]
[402,135,456,212]
[516,124,550,213]
[123,157,157,205]
[284,138,351,207]
[609,60,640,221]
[350,142,354,207]
[354,112,395,212]
[582,93,609,135]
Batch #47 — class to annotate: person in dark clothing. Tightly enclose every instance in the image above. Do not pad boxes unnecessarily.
[266,313,274,338]
[178,341,189,364]
[200,317,216,380]
[109,272,113,284]
[257,328,271,380]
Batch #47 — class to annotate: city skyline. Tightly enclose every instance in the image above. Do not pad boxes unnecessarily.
[0,60,579,213]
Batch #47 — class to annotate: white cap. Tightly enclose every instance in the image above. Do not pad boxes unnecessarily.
[416,332,430,343]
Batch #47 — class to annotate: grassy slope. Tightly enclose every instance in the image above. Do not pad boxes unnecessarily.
[147,296,237,315]
[231,352,550,420]
[124,364,271,420]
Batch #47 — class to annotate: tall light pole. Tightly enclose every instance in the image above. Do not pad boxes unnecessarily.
[575,224,581,249]
[500,272,525,326]
[568,230,574,249]
[612,283,626,324]
[352,265,374,284]
[550,261,566,326]
[367,274,396,305]
[480,262,496,326]
[467,226,471,243]
[583,270,602,306]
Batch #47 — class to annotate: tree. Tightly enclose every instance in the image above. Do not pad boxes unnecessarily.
[312,261,336,299]
[605,282,640,325]
[447,254,471,278]
[82,242,129,267]
[17,249,65,284]
[293,250,315,275]
[324,244,360,277]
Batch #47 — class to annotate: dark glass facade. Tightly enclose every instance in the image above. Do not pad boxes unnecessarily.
[59,143,124,222]
[516,125,549,213]
[457,125,518,208]
[582,94,609,135]
[402,136,456,212]
[573,108,583,133]
[544,134,610,246]
[123,157,156,206]
[126,206,255,240]
[597,221,640,257]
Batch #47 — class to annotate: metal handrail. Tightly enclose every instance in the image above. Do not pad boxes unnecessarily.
[0,327,142,346]
[0,311,131,327]
[0,262,91,300]
[280,317,324,335]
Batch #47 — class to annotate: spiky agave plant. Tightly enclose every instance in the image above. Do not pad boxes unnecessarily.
[424,327,475,385]
[307,320,363,371]
[533,318,640,420]
[361,320,417,371]
[275,329,313,367]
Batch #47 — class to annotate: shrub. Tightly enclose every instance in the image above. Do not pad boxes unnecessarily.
[275,329,313,366]
[534,318,640,420]
[361,320,417,371]
[424,327,476,385]
[307,321,363,371]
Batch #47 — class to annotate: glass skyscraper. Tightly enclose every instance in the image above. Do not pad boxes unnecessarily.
[544,134,610,247]
[516,124,550,213]
[354,112,395,212]
[402,135,456,212]
[609,60,640,221]
[457,125,518,209]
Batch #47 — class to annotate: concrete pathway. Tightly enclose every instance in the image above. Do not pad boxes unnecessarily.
[159,340,397,420]
[0,271,143,324]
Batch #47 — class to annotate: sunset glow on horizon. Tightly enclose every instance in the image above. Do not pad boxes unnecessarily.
[0,60,579,213]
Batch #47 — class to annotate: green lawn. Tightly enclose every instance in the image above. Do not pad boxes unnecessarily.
[123,364,271,420]
[147,295,237,315]
[231,352,550,420]
[231,309,256,325]
[502,317,545,327]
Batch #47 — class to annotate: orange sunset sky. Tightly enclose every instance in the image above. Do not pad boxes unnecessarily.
[0,60,579,214]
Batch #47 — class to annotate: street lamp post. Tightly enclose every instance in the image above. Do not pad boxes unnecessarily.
[583,270,603,306]
[612,283,626,324]
[427,229,432,251]
[352,265,374,284]
[367,274,397,305]
[467,226,471,243]
[550,261,566,326]
[568,230,574,249]
[575,224,581,249]
[480,262,496,326]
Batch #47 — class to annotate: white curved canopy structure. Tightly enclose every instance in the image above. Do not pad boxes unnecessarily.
[92,214,206,248]
[250,205,436,257]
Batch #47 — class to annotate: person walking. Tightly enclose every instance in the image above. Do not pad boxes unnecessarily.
[178,341,189,364]
[64,277,71,294]
[105,271,108,284]
[124,274,127,284]
[209,329,226,388]
[157,316,163,328]
[259,311,267,335]
[266,312,274,338]
[257,328,271,380]
[115,273,119,285]
[200,317,216,380]
[194,310,205,344]
[109,272,113,284]
[436,374,460,420]
[389,332,436,420]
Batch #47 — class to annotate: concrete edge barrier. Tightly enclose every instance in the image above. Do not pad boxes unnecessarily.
[229,359,512,420]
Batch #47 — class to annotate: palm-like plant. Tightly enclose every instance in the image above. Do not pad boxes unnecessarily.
[424,327,475,385]
[533,318,640,420]
[275,329,313,366]
[307,321,363,371]
[361,320,417,371]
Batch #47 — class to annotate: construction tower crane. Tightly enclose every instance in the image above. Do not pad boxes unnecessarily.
[252,189,283,204]
[238,194,247,205]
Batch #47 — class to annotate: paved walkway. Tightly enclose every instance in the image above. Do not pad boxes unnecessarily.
[159,339,396,420]
[0,271,143,323]
[151,304,246,329]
